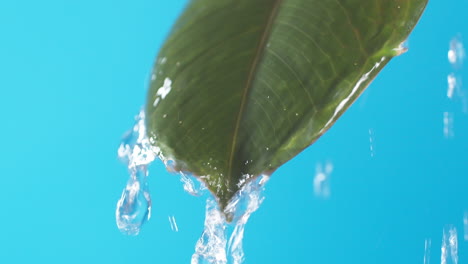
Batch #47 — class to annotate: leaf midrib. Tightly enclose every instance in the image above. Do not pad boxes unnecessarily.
[227,0,284,182]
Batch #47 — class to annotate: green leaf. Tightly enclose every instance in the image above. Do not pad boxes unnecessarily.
[146,0,428,213]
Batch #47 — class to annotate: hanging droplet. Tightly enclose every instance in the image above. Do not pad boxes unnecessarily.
[116,167,151,235]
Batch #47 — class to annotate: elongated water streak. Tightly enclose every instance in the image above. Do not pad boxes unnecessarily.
[441,226,458,264]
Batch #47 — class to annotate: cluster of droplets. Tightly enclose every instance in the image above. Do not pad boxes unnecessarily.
[115,110,160,235]
[444,36,466,138]
[191,175,269,264]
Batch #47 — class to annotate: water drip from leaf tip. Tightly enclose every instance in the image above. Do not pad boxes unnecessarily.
[191,175,269,264]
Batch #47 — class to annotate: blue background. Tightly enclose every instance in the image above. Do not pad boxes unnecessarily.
[0,0,467,263]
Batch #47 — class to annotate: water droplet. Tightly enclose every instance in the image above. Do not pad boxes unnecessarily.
[160,57,167,64]
[313,161,333,199]
[448,36,465,67]
[116,168,151,236]
[163,114,167,118]
[116,110,159,235]
[151,73,156,81]
[447,74,457,99]
[179,120,183,124]
[153,78,173,107]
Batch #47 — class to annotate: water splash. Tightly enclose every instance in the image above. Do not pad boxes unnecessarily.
[441,226,458,264]
[191,175,269,264]
[424,239,431,264]
[116,110,160,235]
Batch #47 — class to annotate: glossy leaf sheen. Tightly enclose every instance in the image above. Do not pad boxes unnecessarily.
[146,0,428,212]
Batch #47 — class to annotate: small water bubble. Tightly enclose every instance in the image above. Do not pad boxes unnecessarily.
[151,73,156,81]
[163,114,167,118]
[179,121,183,124]
[160,57,167,64]
[295,113,299,116]
[265,147,269,151]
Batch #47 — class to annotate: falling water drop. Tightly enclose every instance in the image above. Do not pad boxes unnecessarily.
[116,110,159,235]
[448,37,465,67]
[313,161,333,198]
